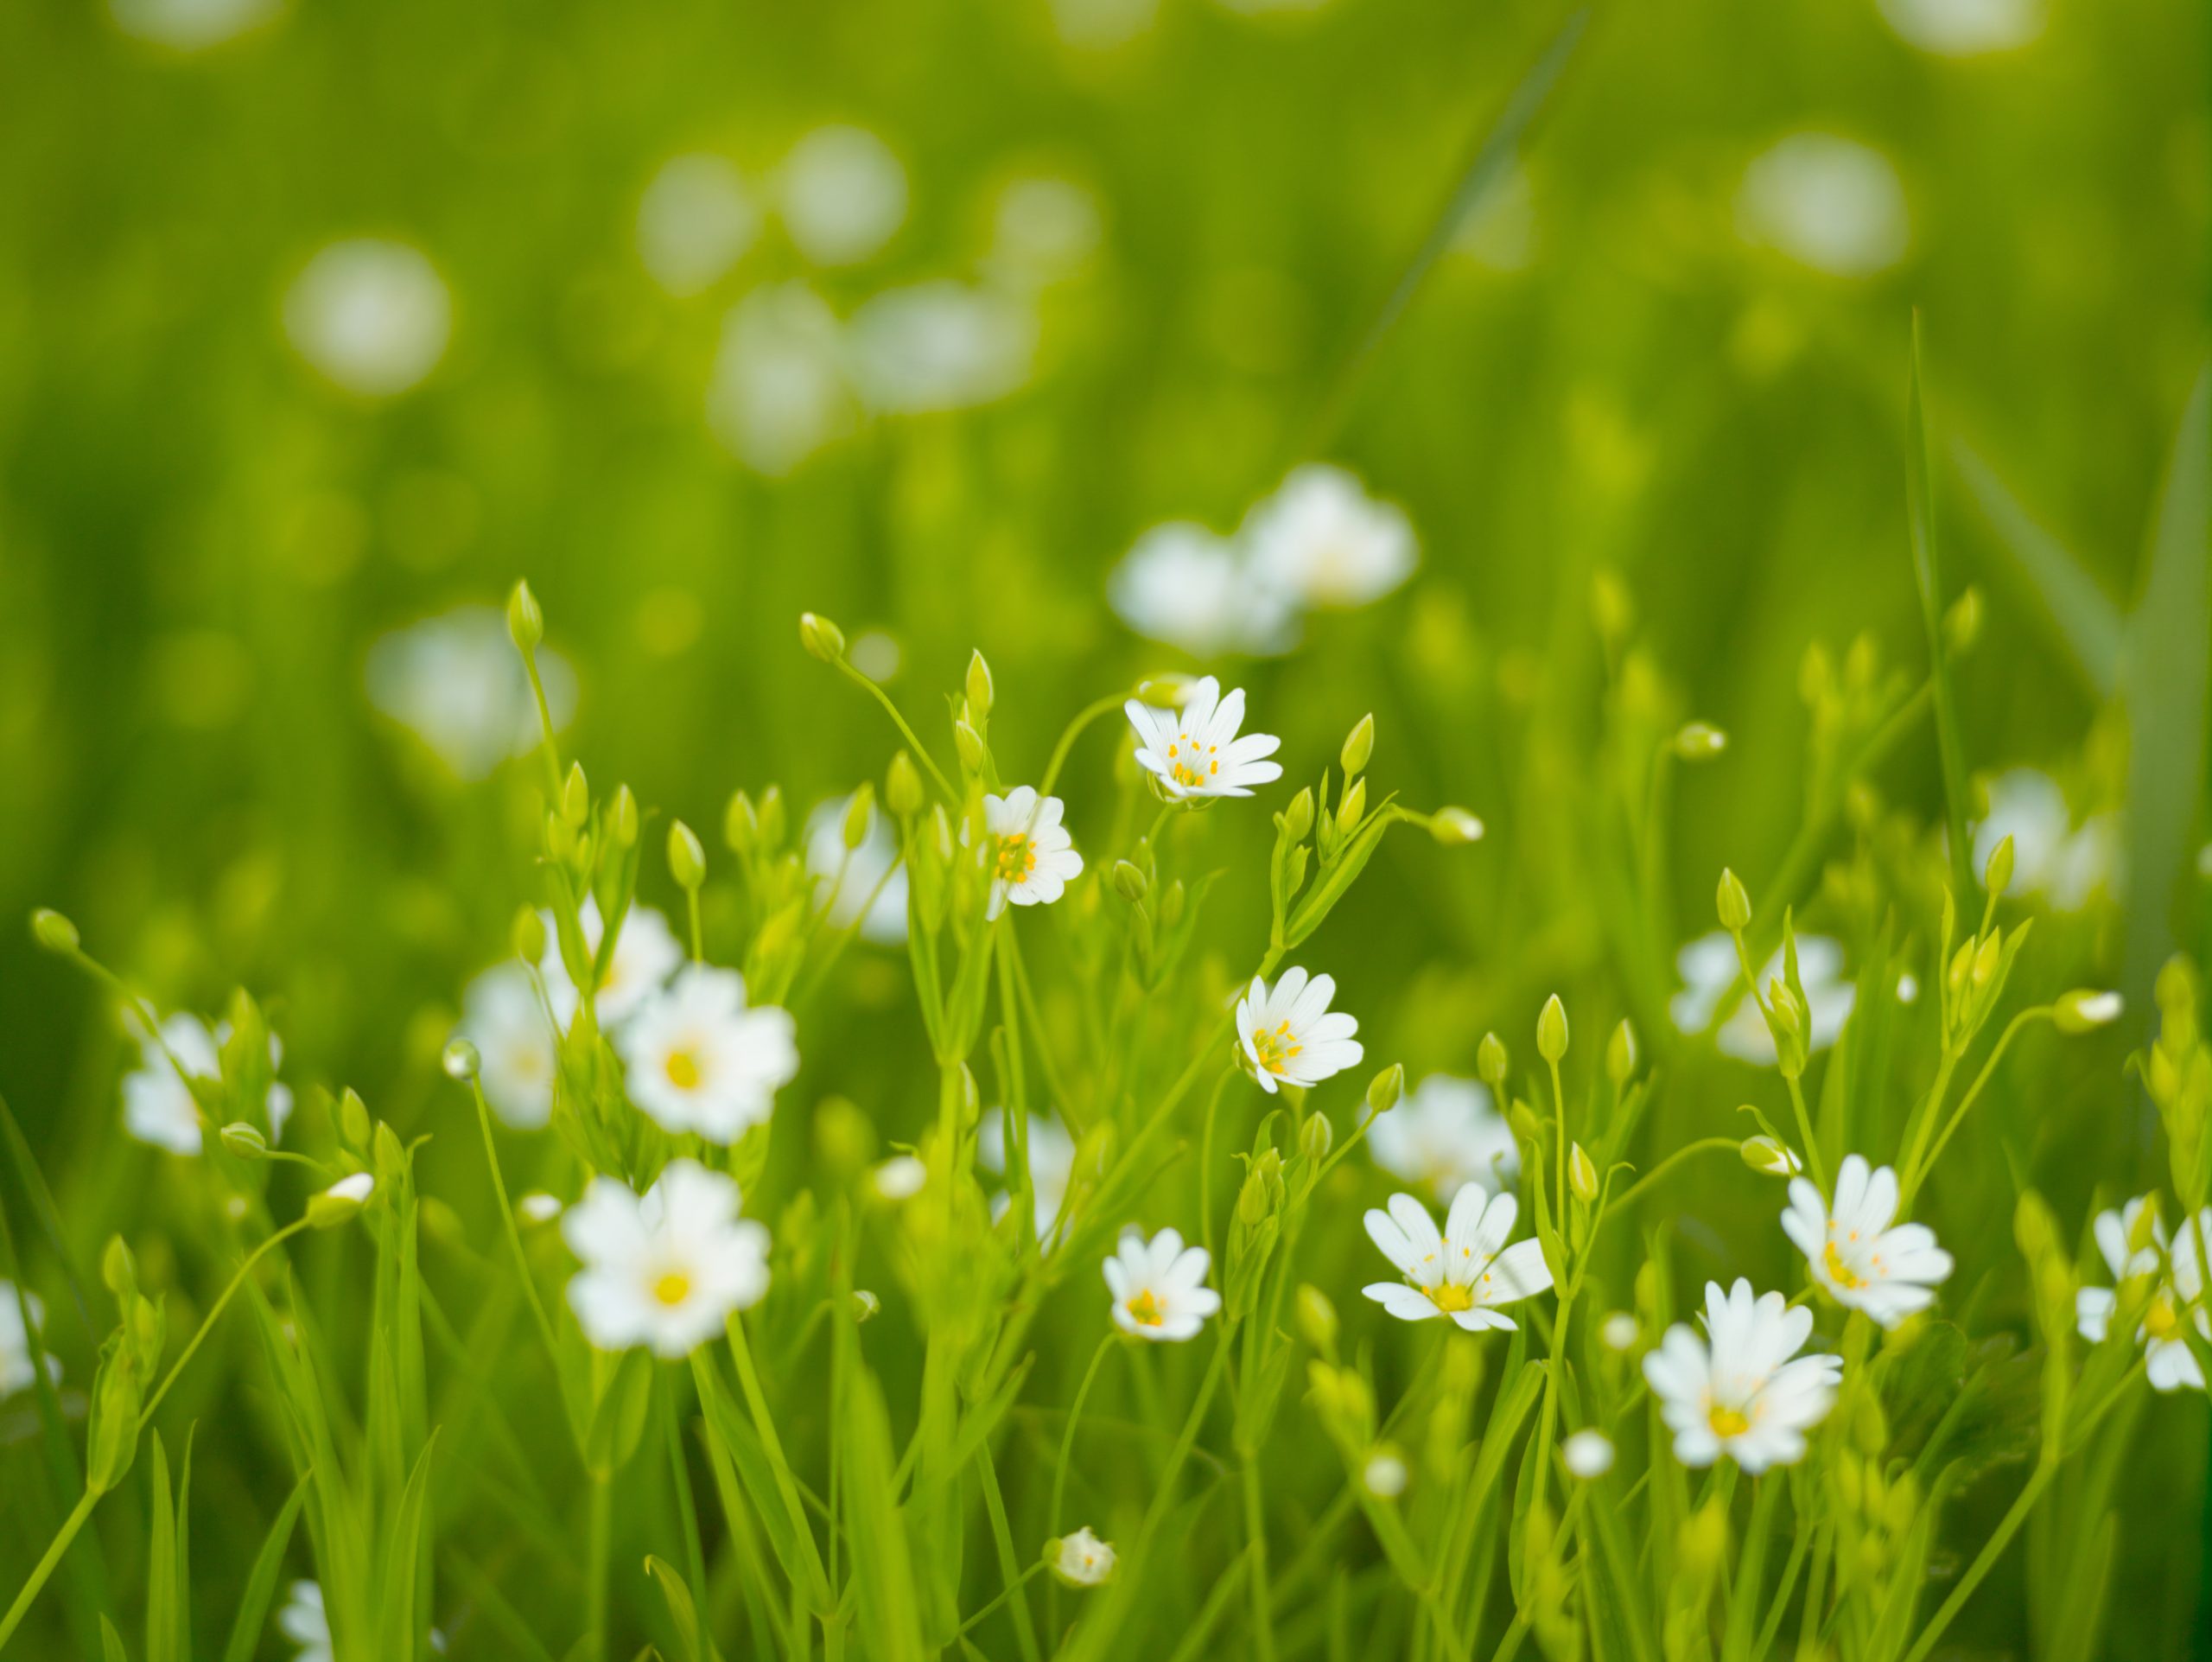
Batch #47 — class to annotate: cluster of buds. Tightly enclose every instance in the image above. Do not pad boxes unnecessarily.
[85,1239,167,1496]
[1830,1391,1919,1598]
[1933,837,2034,1055]
[2147,959,2211,1209]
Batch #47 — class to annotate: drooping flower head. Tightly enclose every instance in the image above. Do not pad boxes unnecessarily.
[982,787,1084,919]
[1367,1074,1520,1200]
[1643,1279,1842,1472]
[542,896,684,1030]
[1125,676,1283,802]
[617,966,799,1143]
[1782,1155,1954,1329]
[1234,967,1362,1093]
[1103,1227,1220,1342]
[1361,1185,1552,1333]
[2075,1197,2212,1392]
[563,1160,772,1358]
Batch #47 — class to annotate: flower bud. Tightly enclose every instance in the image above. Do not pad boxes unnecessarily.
[1740,1135,1802,1176]
[2054,990,2124,1034]
[29,907,79,955]
[506,579,543,651]
[965,651,995,720]
[1983,833,2015,898]
[1943,586,1982,654]
[852,1289,881,1323]
[610,785,639,850]
[562,762,589,827]
[1717,868,1751,932]
[1237,1149,1286,1226]
[953,718,985,774]
[1340,714,1375,780]
[798,611,846,664]
[220,1123,268,1159]
[1300,1111,1334,1163]
[1296,1283,1338,1353]
[1606,1020,1637,1086]
[669,820,707,890]
[1536,995,1569,1063]
[842,785,874,851]
[512,905,547,965]
[308,1172,375,1228]
[1568,1143,1599,1202]
[1672,722,1728,761]
[1281,787,1316,844]
[1111,860,1147,903]
[1971,932,2000,990]
[1135,677,1187,707]
[1366,1062,1405,1118]
[1335,778,1367,837]
[886,751,924,818]
[1478,1033,1509,1090]
[338,1087,372,1151]
[1429,807,1484,845]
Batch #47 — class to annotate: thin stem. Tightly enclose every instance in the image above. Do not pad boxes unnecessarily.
[1611,1138,1739,1213]
[0,1491,98,1652]
[1903,1008,2051,1208]
[684,887,704,964]
[1242,1456,1277,1662]
[954,1560,1051,1640]
[836,663,957,799]
[1899,1458,2055,1662]
[1040,691,1136,799]
[1198,1069,1241,1265]
[587,1469,611,1662]
[467,1079,568,1417]
[140,1218,312,1424]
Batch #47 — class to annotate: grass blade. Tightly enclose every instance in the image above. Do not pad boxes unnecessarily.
[222,1469,315,1662]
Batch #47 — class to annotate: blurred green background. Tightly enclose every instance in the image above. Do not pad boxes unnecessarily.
[0,0,2206,1652]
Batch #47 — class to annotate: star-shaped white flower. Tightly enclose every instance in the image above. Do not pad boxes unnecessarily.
[1782,1155,1954,1329]
[1361,1185,1552,1332]
[1240,464,1418,610]
[2075,1196,2212,1392]
[542,896,685,1029]
[461,965,558,1130]
[1050,1526,1116,1588]
[982,786,1084,919]
[618,965,799,1143]
[1103,1227,1220,1342]
[1235,967,1363,1093]
[1124,676,1283,802]
[1643,1279,1842,1473]
[1366,1074,1520,1200]
[563,1160,772,1358]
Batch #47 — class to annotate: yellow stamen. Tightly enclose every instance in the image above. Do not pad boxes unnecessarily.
[2145,1296,2181,1340]
[1127,1289,1165,1327]
[1822,1241,1867,1290]
[1708,1404,1751,1438]
[1249,1021,1297,1076]
[664,1048,702,1091]
[1425,1282,1474,1314]
[995,833,1038,883]
[652,1270,692,1307]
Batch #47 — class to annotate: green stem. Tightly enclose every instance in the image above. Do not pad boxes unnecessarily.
[0,1491,97,1652]
[1611,1138,1739,1213]
[467,1079,571,1433]
[1040,691,1136,799]
[726,1313,831,1605]
[1902,1008,2050,1209]
[1242,1456,1277,1662]
[141,1218,311,1424]
[586,1468,611,1661]
[684,887,704,963]
[836,663,957,800]
[1899,1458,2055,1662]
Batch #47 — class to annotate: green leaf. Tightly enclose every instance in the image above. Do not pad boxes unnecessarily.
[99,1614,129,1662]
[146,1430,178,1662]
[376,1432,442,1662]
[644,1555,709,1662]
[587,1347,657,1479]
[222,1469,315,1662]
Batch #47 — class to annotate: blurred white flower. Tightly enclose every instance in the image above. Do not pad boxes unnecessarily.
[1782,1155,1955,1330]
[1599,1310,1639,1353]
[2076,1198,2212,1392]
[1103,1227,1221,1341]
[979,1108,1077,1240]
[619,966,798,1143]
[1670,932,1856,1066]
[871,1154,928,1201]
[1126,675,1285,801]
[1362,1449,1410,1497]
[278,1580,332,1662]
[847,282,1035,414]
[122,1010,292,1156]
[778,126,907,266]
[111,0,280,52]
[1242,465,1419,609]
[1235,966,1363,1093]
[1737,135,1909,278]
[460,966,557,1130]
[365,605,578,782]
[1367,1074,1520,1201]
[1562,1429,1614,1479]
[540,896,685,1029]
[1878,0,2044,55]
[981,786,1084,918]
[1048,0,1158,48]
[988,175,1103,290]
[638,154,761,296]
[1108,524,1299,658]
[284,239,451,397]
[0,1282,56,1399]
[1362,1184,1552,1332]
[1643,1280,1842,1472]
[563,1160,772,1358]
[518,1191,563,1225]
[806,793,908,946]
[1051,1526,1117,1587]
[707,283,855,474]
[1973,767,2118,909]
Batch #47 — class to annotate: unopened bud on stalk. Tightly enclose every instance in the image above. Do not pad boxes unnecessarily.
[886,751,924,818]
[1296,1283,1338,1353]
[1607,1020,1637,1086]
[610,785,639,849]
[1717,869,1752,932]
[1366,1062,1405,1118]
[2054,990,2124,1033]
[1281,788,1316,844]
[669,820,707,890]
[1983,834,2014,898]
[1111,860,1147,903]
[1336,778,1367,837]
[442,1038,480,1082]
[852,1289,881,1323]
[506,580,543,651]
[1159,880,1185,927]
[953,718,985,774]
[1569,1143,1599,1202]
[1340,714,1375,780]
[1947,939,1974,1001]
[1478,1033,1509,1091]
[1537,995,1569,1063]
[512,905,546,964]
[29,907,79,954]
[562,762,589,827]
[1741,1136,1802,1176]
[1429,807,1484,845]
[798,611,846,664]
[220,1123,269,1159]
[965,652,995,720]
[308,1173,375,1228]
[1971,933,2000,990]
[724,791,757,856]
[1943,586,1983,653]
[1300,1111,1334,1163]
[339,1087,372,1151]
[1673,722,1728,761]
[842,786,874,851]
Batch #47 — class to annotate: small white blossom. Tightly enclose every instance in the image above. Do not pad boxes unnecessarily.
[1973,768,2118,910]
[365,606,577,782]
[638,155,760,296]
[1362,1185,1553,1332]
[1782,1156,1954,1330]
[121,1011,292,1156]
[1241,464,1418,610]
[778,126,906,267]
[1643,1280,1842,1472]
[2075,1198,2212,1392]
[1050,1526,1116,1588]
[1234,968,1363,1093]
[1103,1227,1221,1342]
[460,966,557,1130]
[541,896,685,1030]
[110,0,281,50]
[1,1282,56,1399]
[283,239,451,398]
[563,1161,772,1358]
[1362,1449,1409,1498]
[847,282,1035,415]
[1367,1074,1519,1201]
[805,793,908,947]
[871,1155,928,1201]
[981,787,1084,919]
[978,1109,1077,1241]
[1108,525,1298,659]
[277,1580,333,1662]
[518,1191,563,1226]
[1599,1311,1639,1353]
[618,966,799,1143]
[1562,1429,1614,1479]
[1878,0,2044,56]
[707,283,855,474]
[1125,675,1284,801]
[1736,135,1909,278]
[1669,932,1855,1066]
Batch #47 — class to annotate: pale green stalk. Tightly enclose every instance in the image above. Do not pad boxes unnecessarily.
[1901,1007,2051,1207]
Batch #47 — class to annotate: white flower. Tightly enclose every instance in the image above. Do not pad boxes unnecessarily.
[1107,524,1298,659]
[2075,1198,2212,1392]
[617,967,799,1143]
[283,239,451,398]
[804,793,908,946]
[1361,1449,1409,1498]
[461,966,557,1130]
[1599,1311,1639,1353]
[638,155,760,296]
[540,896,685,1030]
[707,283,855,474]
[1103,1227,1221,1341]
[365,606,577,782]
[1,1282,56,1399]
[987,175,1103,290]
[1782,1156,1954,1329]
[1736,135,1909,278]
[847,282,1035,415]
[1050,1526,1116,1588]
[518,1191,563,1226]
[1973,768,2117,909]
[1562,1429,1614,1479]
[1362,1185,1553,1333]
[323,1173,375,1206]
[121,1011,292,1156]
[1367,1074,1519,1200]
[1643,1280,1842,1473]
[277,1580,333,1662]
[1047,0,1157,48]
[1242,465,1418,610]
[871,1155,928,1201]
[110,0,281,51]
[1669,932,1855,1066]
[1878,0,2044,56]
[981,787,1084,919]
[563,1160,772,1358]
[1234,967,1363,1093]
[978,1109,1077,1240]
[778,126,906,267]
[1126,676,1284,802]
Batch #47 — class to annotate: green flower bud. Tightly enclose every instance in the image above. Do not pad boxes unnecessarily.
[1943,586,1982,654]
[512,904,547,965]
[1536,995,1569,1063]
[442,1037,481,1081]
[965,651,995,720]
[339,1087,372,1152]
[1135,678,1185,708]
[562,761,589,827]
[1340,714,1375,781]
[1295,1283,1338,1353]
[1983,833,2014,898]
[798,611,846,664]
[1970,932,2000,990]
[1717,868,1752,932]
[1606,1019,1637,1086]
[610,785,640,850]
[1159,879,1185,927]
[103,1237,139,1301]
[1429,807,1484,845]
[29,907,79,955]
[308,1173,374,1228]
[2054,990,2124,1034]
[1673,722,1728,761]
[953,718,985,774]
[220,1123,269,1159]
[841,786,875,852]
[1568,1143,1598,1202]
[1281,787,1316,844]
[1477,1033,1509,1090]
[724,791,758,856]
[1237,1149,1286,1226]
[506,579,544,651]
[1111,860,1147,903]
[669,820,707,890]
[1335,777,1367,837]
[1300,1111,1334,1163]
[1366,1062,1405,1118]
[1740,1135,1802,1176]
[886,751,924,818]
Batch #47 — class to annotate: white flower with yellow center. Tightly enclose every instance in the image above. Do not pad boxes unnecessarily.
[1367,1074,1520,1200]
[121,1010,293,1156]
[1050,1526,1116,1588]
[2,1281,57,1399]
[1241,465,1418,610]
[461,965,558,1130]
[562,1160,772,1358]
[1669,932,1855,1067]
[1643,1279,1842,1472]
[1361,1185,1552,1332]
[982,787,1084,919]
[2075,1197,2212,1392]
[1124,676,1283,801]
[1103,1227,1220,1342]
[617,966,798,1143]
[1234,967,1363,1093]
[1782,1155,1954,1329]
[542,896,684,1030]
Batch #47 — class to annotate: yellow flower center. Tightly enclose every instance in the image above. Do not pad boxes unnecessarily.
[664,1048,702,1091]
[1708,1404,1751,1438]
[652,1270,693,1308]
[1127,1289,1166,1327]
[1164,735,1221,789]
[1822,1240,1868,1290]
[995,833,1038,883]
[1250,1020,1301,1076]
[2145,1296,2181,1340]
[1426,1282,1474,1314]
